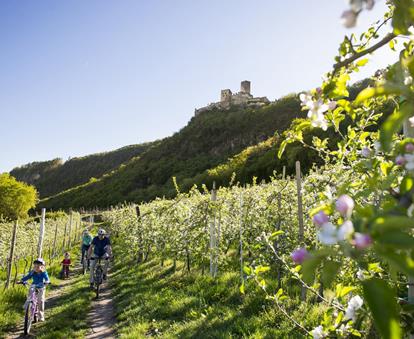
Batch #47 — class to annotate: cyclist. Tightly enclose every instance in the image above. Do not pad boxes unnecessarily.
[87,228,112,288]
[19,258,50,322]
[81,229,93,270]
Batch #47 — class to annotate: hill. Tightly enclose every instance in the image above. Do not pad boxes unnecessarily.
[10,143,155,198]
[38,94,306,209]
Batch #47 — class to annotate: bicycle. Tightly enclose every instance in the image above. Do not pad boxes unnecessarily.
[17,281,50,335]
[91,257,104,298]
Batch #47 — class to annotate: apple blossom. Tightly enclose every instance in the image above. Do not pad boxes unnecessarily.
[409,116,414,128]
[311,325,326,339]
[353,233,372,249]
[337,220,354,241]
[341,10,357,28]
[336,195,354,218]
[404,154,414,170]
[345,295,364,321]
[360,147,371,158]
[291,248,309,264]
[405,143,414,152]
[395,155,407,166]
[318,222,338,245]
[312,211,329,227]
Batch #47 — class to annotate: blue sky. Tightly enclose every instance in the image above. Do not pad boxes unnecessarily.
[0,0,396,173]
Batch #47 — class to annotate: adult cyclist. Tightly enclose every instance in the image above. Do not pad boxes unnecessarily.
[81,229,92,270]
[87,228,112,289]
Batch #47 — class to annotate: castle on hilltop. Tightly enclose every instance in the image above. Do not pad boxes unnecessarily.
[194,80,270,116]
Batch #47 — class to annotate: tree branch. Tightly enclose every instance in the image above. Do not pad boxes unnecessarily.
[333,33,396,73]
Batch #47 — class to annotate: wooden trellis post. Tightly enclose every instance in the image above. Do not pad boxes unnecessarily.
[52,221,58,258]
[210,182,218,277]
[5,220,18,289]
[67,211,73,249]
[296,161,306,301]
[37,208,46,258]
[239,192,244,285]
[62,219,68,253]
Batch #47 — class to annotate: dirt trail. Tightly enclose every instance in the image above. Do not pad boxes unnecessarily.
[85,273,116,339]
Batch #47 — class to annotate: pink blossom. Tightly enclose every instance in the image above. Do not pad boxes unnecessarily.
[396,155,407,166]
[313,211,329,227]
[291,248,309,264]
[336,195,355,218]
[353,233,372,249]
[361,147,371,158]
[341,10,357,28]
[328,101,337,110]
[365,0,375,10]
[405,143,414,153]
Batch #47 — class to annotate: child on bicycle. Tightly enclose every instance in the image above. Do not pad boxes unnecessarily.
[19,258,50,322]
[61,252,71,279]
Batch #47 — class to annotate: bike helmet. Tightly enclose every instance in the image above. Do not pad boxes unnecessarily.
[98,228,106,236]
[34,258,46,265]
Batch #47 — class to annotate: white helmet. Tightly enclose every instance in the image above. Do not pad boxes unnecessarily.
[98,228,106,236]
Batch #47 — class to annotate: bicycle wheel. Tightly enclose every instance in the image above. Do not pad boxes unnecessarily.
[24,301,33,335]
[96,281,100,298]
[95,267,103,298]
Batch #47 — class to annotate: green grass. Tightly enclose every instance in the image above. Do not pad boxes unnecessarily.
[31,272,92,339]
[0,249,94,339]
[111,256,328,338]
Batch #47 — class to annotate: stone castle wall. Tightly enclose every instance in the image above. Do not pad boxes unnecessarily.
[194,81,270,116]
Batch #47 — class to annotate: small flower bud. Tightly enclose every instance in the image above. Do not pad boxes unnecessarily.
[353,233,372,249]
[291,248,309,264]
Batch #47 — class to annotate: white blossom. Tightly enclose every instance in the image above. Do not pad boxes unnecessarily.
[404,154,414,171]
[300,93,329,131]
[311,325,326,339]
[356,269,366,280]
[408,204,414,217]
[318,222,338,245]
[337,220,354,241]
[345,295,364,321]
[409,116,414,128]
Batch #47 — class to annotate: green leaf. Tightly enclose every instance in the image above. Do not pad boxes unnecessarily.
[355,85,403,105]
[270,230,284,239]
[363,278,401,339]
[376,247,414,276]
[243,266,251,275]
[302,256,322,284]
[400,176,414,194]
[278,139,289,158]
[371,215,414,234]
[255,266,270,274]
[321,260,341,287]
[336,285,356,298]
[380,104,414,152]
[239,281,245,294]
[356,58,369,67]
[376,231,414,249]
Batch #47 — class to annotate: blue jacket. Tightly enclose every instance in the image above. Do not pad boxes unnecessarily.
[21,270,50,288]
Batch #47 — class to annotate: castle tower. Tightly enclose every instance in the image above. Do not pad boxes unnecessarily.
[240,80,251,94]
[221,89,232,103]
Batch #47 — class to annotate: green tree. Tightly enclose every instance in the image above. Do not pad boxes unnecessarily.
[0,173,37,220]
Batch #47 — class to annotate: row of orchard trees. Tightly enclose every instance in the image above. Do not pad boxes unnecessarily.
[101,161,352,283]
[0,211,84,288]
